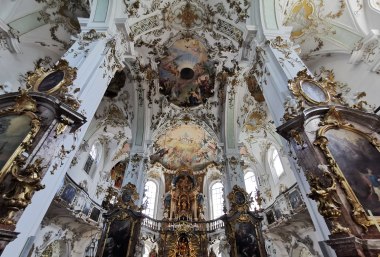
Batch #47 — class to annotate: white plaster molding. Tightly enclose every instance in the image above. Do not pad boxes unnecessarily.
[0,18,21,53]
[350,29,380,73]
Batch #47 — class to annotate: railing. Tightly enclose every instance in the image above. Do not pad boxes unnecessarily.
[262,184,306,227]
[54,175,106,225]
[141,215,225,233]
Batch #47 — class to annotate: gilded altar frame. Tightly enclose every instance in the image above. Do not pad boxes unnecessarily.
[0,91,41,182]
[314,107,380,229]
[226,185,267,257]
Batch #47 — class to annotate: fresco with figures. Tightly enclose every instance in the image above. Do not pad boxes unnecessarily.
[159,38,215,107]
[153,124,218,171]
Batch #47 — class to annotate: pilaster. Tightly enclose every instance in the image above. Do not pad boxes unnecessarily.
[2,12,134,256]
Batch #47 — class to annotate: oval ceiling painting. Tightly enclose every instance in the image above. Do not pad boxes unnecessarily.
[159,38,216,107]
[153,124,218,171]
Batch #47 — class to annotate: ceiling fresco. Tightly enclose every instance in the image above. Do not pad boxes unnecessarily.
[279,0,366,58]
[153,124,218,171]
[159,38,216,107]
[284,0,314,39]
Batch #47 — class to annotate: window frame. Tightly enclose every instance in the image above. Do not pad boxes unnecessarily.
[142,180,158,219]
[209,181,224,219]
[244,170,258,211]
[268,146,285,183]
[83,141,102,178]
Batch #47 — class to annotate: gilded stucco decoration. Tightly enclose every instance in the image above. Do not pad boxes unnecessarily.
[280,0,346,57]
[27,59,76,94]
[312,67,375,112]
[0,91,44,225]
[227,185,253,214]
[111,182,140,211]
[176,2,201,28]
[288,69,330,105]
[306,167,350,234]
[1,158,46,226]
[267,36,302,68]
[314,107,380,230]
[66,29,106,59]
[35,0,88,49]
[0,91,40,181]
[243,110,267,133]
[26,59,80,110]
[284,68,355,122]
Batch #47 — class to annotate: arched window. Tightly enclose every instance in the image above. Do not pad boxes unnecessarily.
[269,147,284,182]
[211,182,224,219]
[142,181,157,218]
[83,142,102,177]
[244,171,258,210]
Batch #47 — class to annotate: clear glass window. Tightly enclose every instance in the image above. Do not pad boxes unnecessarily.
[272,149,284,177]
[244,171,258,210]
[84,143,100,175]
[142,181,157,218]
[211,182,224,219]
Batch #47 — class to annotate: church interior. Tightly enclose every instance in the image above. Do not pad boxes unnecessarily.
[0,0,380,257]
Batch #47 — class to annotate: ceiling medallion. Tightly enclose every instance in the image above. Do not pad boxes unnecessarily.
[178,2,198,28]
[176,2,201,29]
[158,38,216,107]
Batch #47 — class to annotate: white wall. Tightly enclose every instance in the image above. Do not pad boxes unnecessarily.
[306,53,380,108]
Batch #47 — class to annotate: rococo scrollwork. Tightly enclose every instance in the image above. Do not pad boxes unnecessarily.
[288,69,330,106]
[26,59,80,110]
[314,107,380,230]
[286,68,353,116]
[227,185,253,214]
[0,90,42,225]
[0,90,41,181]
[306,167,350,234]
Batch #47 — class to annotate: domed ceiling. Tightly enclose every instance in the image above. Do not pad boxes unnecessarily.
[159,38,215,107]
[153,124,218,171]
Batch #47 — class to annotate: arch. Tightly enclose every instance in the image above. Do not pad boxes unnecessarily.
[210,181,224,219]
[142,180,158,218]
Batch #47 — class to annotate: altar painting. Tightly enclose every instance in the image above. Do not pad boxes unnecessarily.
[235,222,260,257]
[325,129,380,216]
[102,219,132,257]
[0,114,33,173]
